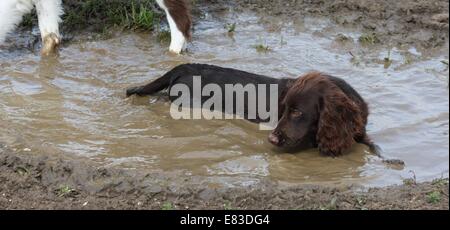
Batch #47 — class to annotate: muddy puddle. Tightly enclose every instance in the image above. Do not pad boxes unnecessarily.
[0,9,448,188]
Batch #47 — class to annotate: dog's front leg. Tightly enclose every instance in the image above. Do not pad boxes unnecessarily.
[156,0,191,54]
[0,0,34,44]
[165,11,187,54]
[33,0,63,56]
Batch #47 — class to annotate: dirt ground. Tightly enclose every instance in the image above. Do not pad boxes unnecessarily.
[1,145,448,210]
[232,0,449,50]
[1,0,449,210]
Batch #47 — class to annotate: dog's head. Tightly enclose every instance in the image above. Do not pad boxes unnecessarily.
[269,72,366,156]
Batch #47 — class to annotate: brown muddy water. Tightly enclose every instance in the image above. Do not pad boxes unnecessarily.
[0,11,449,187]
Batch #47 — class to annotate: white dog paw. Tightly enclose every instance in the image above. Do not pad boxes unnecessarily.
[41,33,60,56]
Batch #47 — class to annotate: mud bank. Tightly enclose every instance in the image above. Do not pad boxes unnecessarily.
[232,0,449,50]
[0,147,447,210]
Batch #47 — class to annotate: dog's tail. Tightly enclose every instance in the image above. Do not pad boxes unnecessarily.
[360,135,405,166]
[126,75,172,97]
[126,64,190,97]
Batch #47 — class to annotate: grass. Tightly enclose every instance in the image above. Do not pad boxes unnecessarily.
[356,196,366,206]
[432,178,449,186]
[223,202,233,210]
[355,196,368,210]
[335,33,353,43]
[56,185,77,197]
[403,178,416,186]
[21,0,160,33]
[252,36,273,53]
[404,57,413,65]
[125,2,156,30]
[403,170,417,186]
[384,49,393,69]
[15,167,29,176]
[225,23,237,33]
[253,44,272,53]
[253,39,272,53]
[426,191,442,204]
[162,202,174,210]
[358,33,380,45]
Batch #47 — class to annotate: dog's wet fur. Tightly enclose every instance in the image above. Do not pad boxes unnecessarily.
[127,63,404,165]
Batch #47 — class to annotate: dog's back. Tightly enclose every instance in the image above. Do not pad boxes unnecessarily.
[127,64,285,96]
[167,63,283,89]
[127,64,291,123]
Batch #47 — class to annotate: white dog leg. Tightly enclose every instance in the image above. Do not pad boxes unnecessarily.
[0,0,34,43]
[156,0,191,54]
[165,10,187,54]
[33,0,63,55]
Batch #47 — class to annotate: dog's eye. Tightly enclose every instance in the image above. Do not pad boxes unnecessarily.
[290,109,303,118]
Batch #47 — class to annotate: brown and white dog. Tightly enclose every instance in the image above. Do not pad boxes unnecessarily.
[156,0,192,54]
[0,0,192,55]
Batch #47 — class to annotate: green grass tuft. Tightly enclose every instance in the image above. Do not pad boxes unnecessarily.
[225,23,237,33]
[335,33,353,43]
[432,178,449,186]
[253,44,272,53]
[162,202,174,210]
[426,191,441,204]
[384,49,393,69]
[125,2,156,30]
[56,185,77,197]
[60,0,160,33]
[358,33,380,45]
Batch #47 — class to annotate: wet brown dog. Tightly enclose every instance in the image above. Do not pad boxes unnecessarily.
[270,72,374,156]
[127,64,403,164]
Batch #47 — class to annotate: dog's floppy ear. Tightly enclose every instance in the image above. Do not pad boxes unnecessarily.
[278,79,294,118]
[317,86,365,156]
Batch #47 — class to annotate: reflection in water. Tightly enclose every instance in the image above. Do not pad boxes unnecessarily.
[0,11,449,187]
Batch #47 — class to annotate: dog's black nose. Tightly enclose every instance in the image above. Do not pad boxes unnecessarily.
[268,133,281,146]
